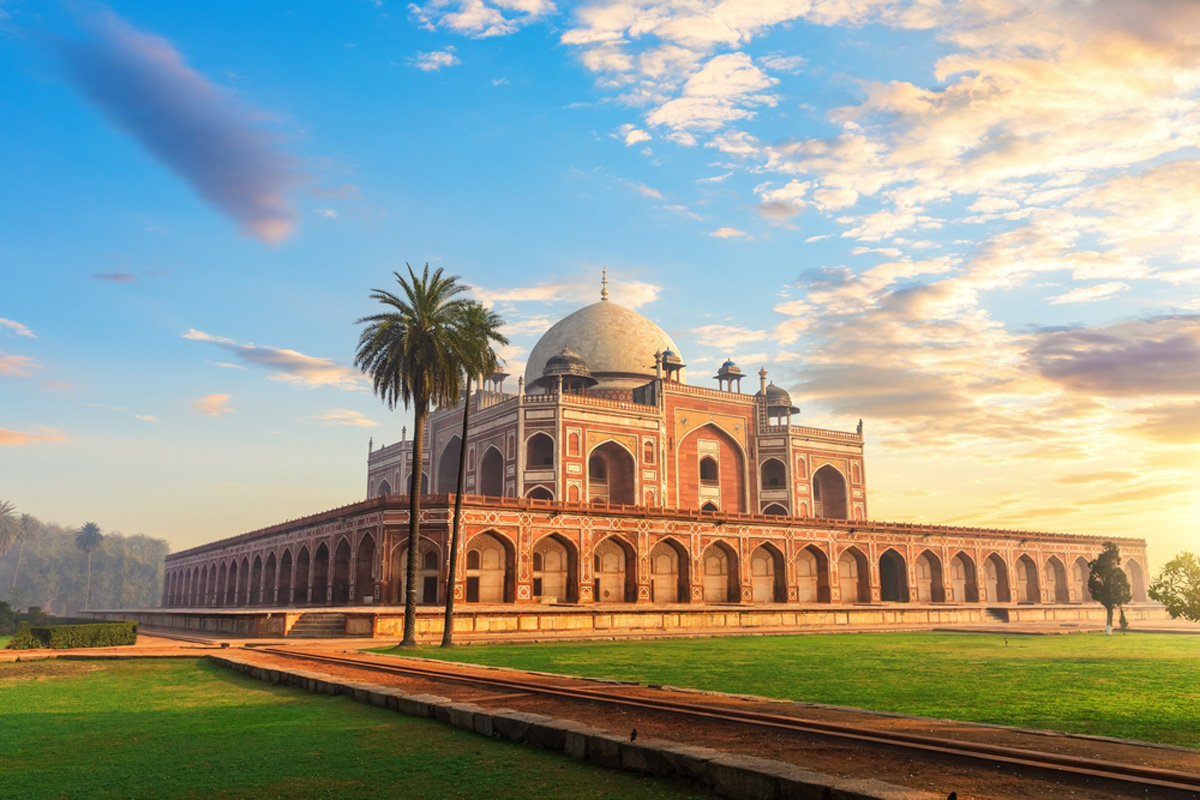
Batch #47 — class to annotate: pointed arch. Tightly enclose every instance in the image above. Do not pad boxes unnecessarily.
[950,551,979,603]
[393,535,442,605]
[879,548,909,602]
[594,535,636,602]
[278,548,294,606]
[312,542,330,605]
[1071,556,1090,603]
[915,549,945,603]
[649,537,689,603]
[377,479,392,497]
[464,531,514,602]
[1125,559,1147,602]
[984,553,1011,603]
[533,532,577,603]
[1044,556,1069,603]
[225,560,239,606]
[761,503,788,516]
[479,446,505,497]
[588,441,636,506]
[294,545,312,604]
[354,533,376,604]
[838,546,870,603]
[332,537,352,604]
[526,432,555,468]
[526,486,554,500]
[759,458,786,489]
[750,543,786,603]
[1015,554,1039,603]
[812,465,848,519]
[436,435,462,494]
[198,566,209,606]
[702,541,739,603]
[678,423,747,513]
[263,553,278,605]
[796,544,831,603]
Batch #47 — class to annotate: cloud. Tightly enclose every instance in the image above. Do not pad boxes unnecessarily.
[626,181,663,199]
[709,226,750,239]
[0,352,41,376]
[690,324,767,349]
[92,272,137,282]
[410,0,556,38]
[51,8,301,241]
[1057,470,1136,485]
[754,200,800,220]
[1047,281,1128,305]
[183,329,364,389]
[0,318,36,338]
[192,393,233,415]
[410,48,461,71]
[471,273,661,309]
[1029,315,1200,397]
[0,426,66,446]
[307,408,378,427]
[1130,401,1200,444]
[616,123,651,146]
[646,52,779,132]
[135,414,160,423]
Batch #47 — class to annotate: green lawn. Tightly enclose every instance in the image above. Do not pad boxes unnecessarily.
[0,659,706,800]
[0,636,10,649]
[383,631,1200,748]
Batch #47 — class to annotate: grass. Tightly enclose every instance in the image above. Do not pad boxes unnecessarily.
[379,631,1200,748]
[0,659,708,800]
[0,635,10,648]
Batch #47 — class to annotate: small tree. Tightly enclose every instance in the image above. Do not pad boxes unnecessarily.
[1148,552,1200,622]
[1087,542,1131,636]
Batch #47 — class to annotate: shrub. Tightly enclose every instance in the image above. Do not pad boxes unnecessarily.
[5,620,138,650]
[0,601,17,636]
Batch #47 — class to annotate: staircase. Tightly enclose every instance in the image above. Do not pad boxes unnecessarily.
[286,613,347,638]
[984,607,1010,624]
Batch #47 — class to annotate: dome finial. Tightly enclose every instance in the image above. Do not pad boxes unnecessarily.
[601,267,609,301]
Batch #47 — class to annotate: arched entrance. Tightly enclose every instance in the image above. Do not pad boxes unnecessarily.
[838,547,869,603]
[294,546,312,604]
[750,544,785,602]
[984,554,1011,602]
[526,433,554,468]
[250,556,263,606]
[533,534,576,602]
[915,550,944,603]
[1045,557,1069,603]
[950,552,979,602]
[354,534,376,604]
[465,532,511,602]
[1071,556,1089,602]
[702,542,739,602]
[312,543,330,605]
[263,554,277,605]
[593,536,635,602]
[797,545,830,602]
[1015,555,1039,603]
[650,539,688,603]
[437,435,462,493]
[216,563,227,607]
[1125,560,1147,601]
[377,480,392,497]
[588,442,636,505]
[760,459,786,489]
[279,549,294,605]
[225,560,238,606]
[812,465,848,519]
[239,557,251,606]
[479,446,504,497]
[677,424,747,512]
[394,538,442,605]
[879,549,909,602]
[332,538,352,604]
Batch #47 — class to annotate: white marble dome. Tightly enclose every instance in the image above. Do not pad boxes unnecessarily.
[524,299,685,389]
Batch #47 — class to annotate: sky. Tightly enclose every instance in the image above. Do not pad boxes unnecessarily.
[1,0,1197,565]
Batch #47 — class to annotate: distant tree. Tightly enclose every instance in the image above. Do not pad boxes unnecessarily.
[443,302,507,648]
[75,522,104,610]
[1148,552,1200,622]
[1088,542,1132,635]
[0,500,15,557]
[10,514,36,591]
[355,264,475,647]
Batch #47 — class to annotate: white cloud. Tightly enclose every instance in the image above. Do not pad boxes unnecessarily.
[1048,282,1129,305]
[647,52,778,132]
[0,318,36,338]
[709,226,751,239]
[410,48,461,71]
[183,329,364,389]
[192,393,232,415]
[0,426,65,446]
[471,273,661,309]
[616,123,651,146]
[690,324,767,349]
[409,0,555,38]
[308,408,378,427]
[136,414,160,423]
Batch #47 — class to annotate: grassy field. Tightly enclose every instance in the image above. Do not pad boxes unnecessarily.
[384,631,1200,748]
[0,635,10,649]
[0,659,706,800]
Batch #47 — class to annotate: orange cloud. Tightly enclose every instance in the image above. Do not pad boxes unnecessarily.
[0,426,66,446]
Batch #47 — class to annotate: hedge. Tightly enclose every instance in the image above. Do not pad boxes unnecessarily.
[5,621,138,650]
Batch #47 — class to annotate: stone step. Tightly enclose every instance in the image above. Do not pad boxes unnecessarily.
[287,612,347,638]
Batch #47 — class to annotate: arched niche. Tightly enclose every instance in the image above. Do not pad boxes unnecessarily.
[436,435,462,493]
[239,557,251,606]
[312,542,331,605]
[1071,556,1090,603]
[526,432,555,468]
[263,553,277,606]
[838,547,870,603]
[354,534,376,604]
[533,533,577,603]
[750,544,786,603]
[465,531,513,603]
[984,553,1011,603]
[378,479,392,497]
[1015,554,1040,603]
[479,446,504,497]
[279,549,294,606]
[760,458,786,489]
[593,536,636,602]
[678,424,747,513]
[588,442,636,506]
[649,538,689,603]
[394,537,442,605]
[762,503,788,516]
[702,541,739,603]
[294,546,312,605]
[1125,559,1147,602]
[1044,556,1069,603]
[332,537,352,604]
[915,550,945,603]
[526,486,554,500]
[950,552,979,603]
[879,549,909,602]
[812,465,848,519]
[797,544,831,603]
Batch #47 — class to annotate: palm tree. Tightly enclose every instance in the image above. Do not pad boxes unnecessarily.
[355,264,476,647]
[442,302,507,647]
[0,500,15,558]
[11,513,36,591]
[75,522,104,610]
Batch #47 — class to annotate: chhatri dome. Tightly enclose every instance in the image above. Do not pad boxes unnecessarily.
[524,270,686,390]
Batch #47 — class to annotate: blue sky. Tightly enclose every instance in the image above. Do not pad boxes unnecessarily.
[2,0,1197,562]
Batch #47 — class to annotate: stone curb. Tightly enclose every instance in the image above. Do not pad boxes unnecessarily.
[208,654,941,800]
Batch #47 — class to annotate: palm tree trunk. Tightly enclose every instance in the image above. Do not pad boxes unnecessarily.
[401,401,427,647]
[11,538,24,590]
[442,378,472,647]
[85,552,93,610]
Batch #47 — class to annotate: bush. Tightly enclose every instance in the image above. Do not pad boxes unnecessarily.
[5,620,138,650]
[0,601,17,636]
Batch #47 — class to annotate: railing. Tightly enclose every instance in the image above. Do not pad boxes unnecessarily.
[665,381,755,402]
